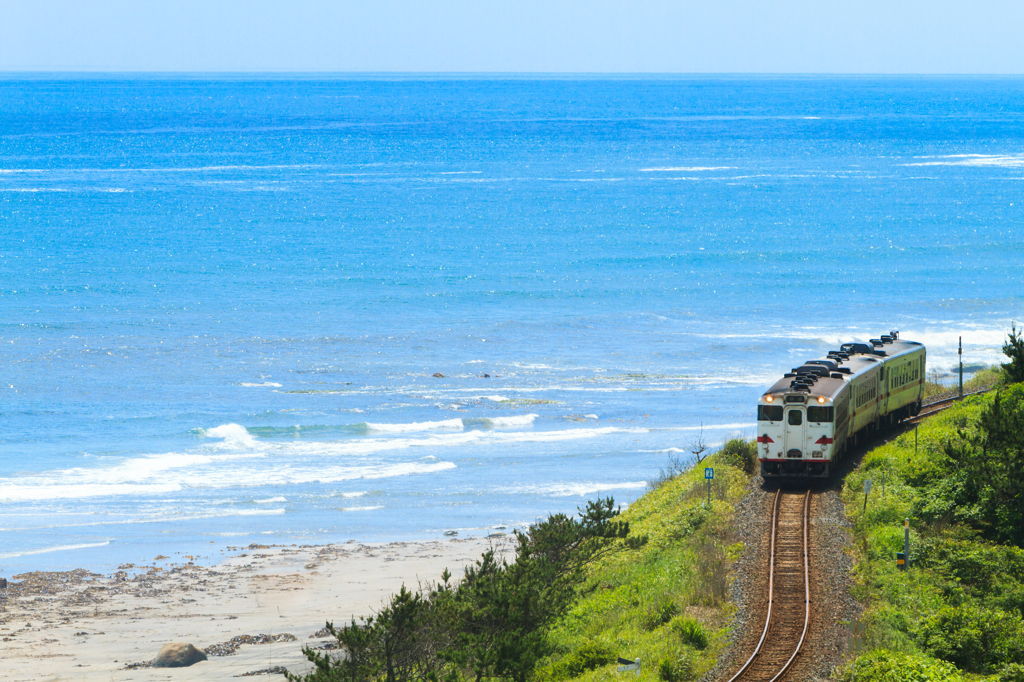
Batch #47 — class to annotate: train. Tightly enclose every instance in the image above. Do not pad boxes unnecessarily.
[757,331,925,478]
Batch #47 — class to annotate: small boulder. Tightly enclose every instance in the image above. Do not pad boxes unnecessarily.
[152,642,207,668]
[432,373,444,378]
[0,577,7,589]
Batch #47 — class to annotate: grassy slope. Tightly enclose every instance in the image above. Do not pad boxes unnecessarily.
[534,452,751,682]
[837,392,1024,682]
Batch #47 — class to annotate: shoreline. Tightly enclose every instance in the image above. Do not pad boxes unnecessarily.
[0,536,499,680]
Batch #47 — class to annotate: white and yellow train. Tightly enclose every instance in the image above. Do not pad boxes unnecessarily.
[757,331,925,478]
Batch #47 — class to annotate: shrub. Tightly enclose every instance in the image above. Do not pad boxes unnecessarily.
[837,649,964,682]
[642,600,679,631]
[549,642,616,679]
[657,656,694,682]
[671,616,709,650]
[917,603,1024,674]
[715,438,757,475]
[964,365,1003,392]
[999,664,1024,682]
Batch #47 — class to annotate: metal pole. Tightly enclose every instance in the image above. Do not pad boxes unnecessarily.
[959,336,963,399]
[707,478,711,506]
[904,519,910,569]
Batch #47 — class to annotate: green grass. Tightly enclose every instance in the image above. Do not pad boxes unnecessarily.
[837,391,1024,682]
[533,450,751,682]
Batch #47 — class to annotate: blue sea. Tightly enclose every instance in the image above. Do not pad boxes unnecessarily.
[1,75,1022,572]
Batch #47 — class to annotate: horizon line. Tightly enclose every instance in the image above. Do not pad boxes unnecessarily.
[2,71,1024,79]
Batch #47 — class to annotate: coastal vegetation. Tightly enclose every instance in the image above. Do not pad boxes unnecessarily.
[290,441,755,682]
[837,331,1024,681]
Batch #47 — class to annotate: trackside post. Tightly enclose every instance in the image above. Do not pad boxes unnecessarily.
[617,657,640,677]
[897,519,910,571]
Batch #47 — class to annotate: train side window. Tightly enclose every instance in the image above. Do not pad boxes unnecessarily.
[788,410,803,426]
[758,405,784,421]
[807,406,834,422]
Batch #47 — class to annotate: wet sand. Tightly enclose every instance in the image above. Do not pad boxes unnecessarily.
[0,536,498,680]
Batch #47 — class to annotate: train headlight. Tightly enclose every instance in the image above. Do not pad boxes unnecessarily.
[817,396,826,404]
[765,395,774,402]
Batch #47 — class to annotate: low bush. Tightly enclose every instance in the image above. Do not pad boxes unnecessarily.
[657,655,694,682]
[835,649,964,682]
[671,616,709,650]
[549,642,616,680]
[715,438,757,475]
[642,600,679,631]
[917,603,1024,674]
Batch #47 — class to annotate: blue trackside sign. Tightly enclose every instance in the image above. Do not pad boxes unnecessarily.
[705,467,714,480]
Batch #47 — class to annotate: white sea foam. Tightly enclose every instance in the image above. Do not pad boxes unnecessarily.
[0,423,648,501]
[507,481,648,497]
[364,419,464,433]
[342,506,384,511]
[240,382,282,387]
[0,541,111,559]
[905,154,1024,168]
[487,414,538,428]
[7,508,288,530]
[639,166,735,172]
[0,483,182,502]
[339,491,368,498]
[481,395,510,402]
[254,496,287,504]
[203,423,259,448]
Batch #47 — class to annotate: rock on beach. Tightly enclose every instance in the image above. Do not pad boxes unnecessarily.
[152,642,208,668]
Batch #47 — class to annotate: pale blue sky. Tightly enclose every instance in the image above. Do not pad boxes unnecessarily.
[1,0,1022,73]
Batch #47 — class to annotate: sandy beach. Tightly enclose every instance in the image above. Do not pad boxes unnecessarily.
[0,536,498,681]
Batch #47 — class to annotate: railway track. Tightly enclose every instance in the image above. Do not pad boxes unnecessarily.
[726,489,811,682]
[909,387,994,424]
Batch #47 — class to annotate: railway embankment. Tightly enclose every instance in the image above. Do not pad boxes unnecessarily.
[836,384,1024,681]
[533,441,860,682]
[533,442,754,682]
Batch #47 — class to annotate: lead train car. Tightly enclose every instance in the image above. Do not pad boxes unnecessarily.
[757,331,925,478]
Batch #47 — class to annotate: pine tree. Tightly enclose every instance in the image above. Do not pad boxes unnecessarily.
[1002,323,1024,385]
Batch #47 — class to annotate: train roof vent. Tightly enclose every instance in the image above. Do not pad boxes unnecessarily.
[837,367,852,374]
[889,330,900,339]
[830,373,845,379]
[870,339,883,347]
[881,335,893,344]
[841,343,873,355]
[806,360,838,371]
[874,350,887,356]
[797,364,830,377]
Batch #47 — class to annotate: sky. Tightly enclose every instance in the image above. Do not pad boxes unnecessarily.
[1,0,1022,74]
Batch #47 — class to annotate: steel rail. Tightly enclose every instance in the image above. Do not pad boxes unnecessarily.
[766,490,811,682]
[724,489,811,682]
[908,387,995,425]
[921,386,994,409]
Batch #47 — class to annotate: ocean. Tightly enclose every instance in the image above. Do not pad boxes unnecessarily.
[1,75,1022,571]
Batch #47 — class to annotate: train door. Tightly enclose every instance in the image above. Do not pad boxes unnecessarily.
[784,406,805,458]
